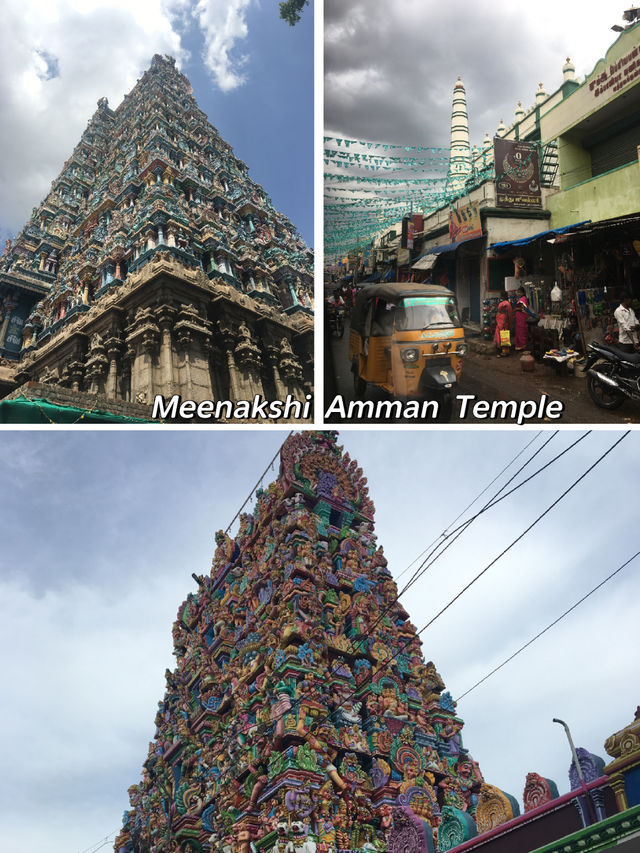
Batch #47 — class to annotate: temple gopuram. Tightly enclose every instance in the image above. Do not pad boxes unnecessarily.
[0,54,313,421]
[115,431,487,853]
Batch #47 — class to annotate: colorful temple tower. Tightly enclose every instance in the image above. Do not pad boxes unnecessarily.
[0,55,313,419]
[115,431,486,853]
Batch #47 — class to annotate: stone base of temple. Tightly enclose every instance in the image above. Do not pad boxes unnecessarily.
[9,251,313,423]
[3,381,154,422]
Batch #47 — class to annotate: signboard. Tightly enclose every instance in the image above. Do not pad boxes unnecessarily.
[494,138,542,208]
[401,217,415,249]
[397,248,410,266]
[590,41,640,99]
[449,201,482,243]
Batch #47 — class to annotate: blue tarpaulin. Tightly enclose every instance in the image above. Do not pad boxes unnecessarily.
[425,239,470,255]
[490,221,591,251]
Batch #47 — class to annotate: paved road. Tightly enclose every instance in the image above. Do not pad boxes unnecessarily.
[324,316,640,425]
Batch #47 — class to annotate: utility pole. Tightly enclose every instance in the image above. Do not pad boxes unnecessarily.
[553,717,598,825]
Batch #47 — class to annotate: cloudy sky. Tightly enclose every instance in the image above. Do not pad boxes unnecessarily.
[1,428,638,853]
[324,0,626,258]
[0,0,313,249]
[325,0,622,147]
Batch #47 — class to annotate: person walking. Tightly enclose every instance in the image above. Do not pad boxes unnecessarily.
[494,291,513,357]
[514,286,530,351]
[613,291,639,353]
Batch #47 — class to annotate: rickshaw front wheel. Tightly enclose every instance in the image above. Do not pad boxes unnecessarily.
[436,388,453,422]
[351,358,367,398]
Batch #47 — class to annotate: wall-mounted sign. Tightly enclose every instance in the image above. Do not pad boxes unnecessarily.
[402,217,415,249]
[494,138,542,209]
[449,201,482,242]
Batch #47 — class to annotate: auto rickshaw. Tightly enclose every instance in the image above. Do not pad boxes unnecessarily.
[348,282,467,419]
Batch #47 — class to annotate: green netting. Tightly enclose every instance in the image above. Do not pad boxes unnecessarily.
[0,395,157,424]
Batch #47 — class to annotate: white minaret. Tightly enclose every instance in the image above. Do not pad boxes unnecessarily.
[447,77,472,195]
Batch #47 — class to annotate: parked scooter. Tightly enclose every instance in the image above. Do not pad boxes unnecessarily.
[585,341,640,409]
[328,306,345,338]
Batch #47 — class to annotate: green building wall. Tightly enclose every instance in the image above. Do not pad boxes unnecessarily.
[547,161,640,229]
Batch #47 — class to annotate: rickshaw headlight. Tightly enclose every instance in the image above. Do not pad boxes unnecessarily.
[443,341,452,352]
[401,347,419,363]
[431,343,439,354]
[456,343,468,356]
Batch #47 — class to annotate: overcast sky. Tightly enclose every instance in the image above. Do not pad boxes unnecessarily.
[325,0,623,147]
[0,0,313,249]
[1,428,638,853]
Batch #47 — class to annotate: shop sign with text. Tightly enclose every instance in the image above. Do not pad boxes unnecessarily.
[494,138,542,209]
[449,201,482,242]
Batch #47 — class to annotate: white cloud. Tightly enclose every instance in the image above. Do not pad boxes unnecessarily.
[0,0,189,236]
[193,0,254,91]
[0,0,263,238]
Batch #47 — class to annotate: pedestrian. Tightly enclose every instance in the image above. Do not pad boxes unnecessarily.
[514,286,530,351]
[613,291,639,353]
[494,290,513,357]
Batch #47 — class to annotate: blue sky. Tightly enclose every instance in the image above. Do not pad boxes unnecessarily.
[0,0,313,249]
[0,429,638,853]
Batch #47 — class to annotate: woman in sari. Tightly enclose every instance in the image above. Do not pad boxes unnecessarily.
[514,286,530,351]
[494,290,513,357]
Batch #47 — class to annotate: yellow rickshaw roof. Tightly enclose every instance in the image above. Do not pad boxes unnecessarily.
[351,282,456,336]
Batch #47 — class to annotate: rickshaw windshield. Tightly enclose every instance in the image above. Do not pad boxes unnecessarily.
[395,296,460,331]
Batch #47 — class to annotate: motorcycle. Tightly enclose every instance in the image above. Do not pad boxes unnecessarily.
[584,341,640,409]
[328,306,345,338]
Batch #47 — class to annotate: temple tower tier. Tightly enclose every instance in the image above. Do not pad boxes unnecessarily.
[0,55,313,420]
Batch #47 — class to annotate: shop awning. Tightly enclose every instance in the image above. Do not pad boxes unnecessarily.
[411,253,438,270]
[490,221,591,252]
[0,395,155,424]
[363,271,382,282]
[425,239,468,255]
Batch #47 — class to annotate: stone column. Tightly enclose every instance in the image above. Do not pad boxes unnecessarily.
[105,337,122,398]
[267,344,288,400]
[155,304,177,397]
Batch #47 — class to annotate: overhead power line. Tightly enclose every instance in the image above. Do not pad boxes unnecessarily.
[415,431,628,638]
[399,429,590,598]
[394,431,545,584]
[77,830,118,853]
[223,432,293,535]
[455,549,640,701]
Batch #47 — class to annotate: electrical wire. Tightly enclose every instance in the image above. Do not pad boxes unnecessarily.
[393,431,544,584]
[344,431,560,655]
[415,431,628,638]
[455,549,640,702]
[399,430,562,596]
[77,831,118,853]
[223,432,293,535]
[398,428,592,600]
[349,428,578,653]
